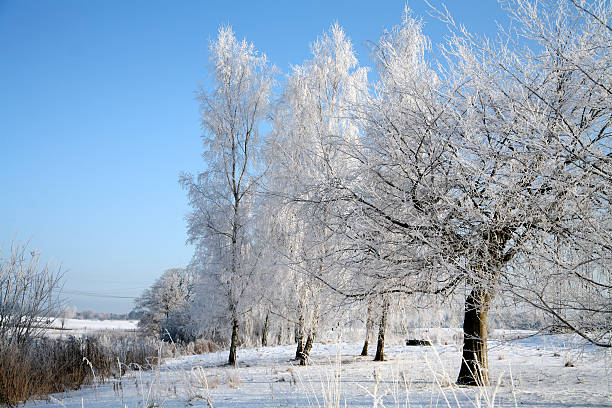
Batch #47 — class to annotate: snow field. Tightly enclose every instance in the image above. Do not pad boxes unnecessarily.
[45,319,139,337]
[26,330,611,408]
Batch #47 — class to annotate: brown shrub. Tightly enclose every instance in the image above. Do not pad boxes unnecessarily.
[189,338,219,354]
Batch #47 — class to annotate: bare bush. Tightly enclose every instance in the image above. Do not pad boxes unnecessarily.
[0,241,63,345]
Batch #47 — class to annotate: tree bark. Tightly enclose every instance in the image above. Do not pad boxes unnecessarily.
[295,311,305,359]
[277,322,284,346]
[227,168,240,366]
[374,297,389,362]
[361,300,373,356]
[300,329,316,366]
[299,305,320,365]
[457,288,492,386]
[228,317,239,366]
[261,310,270,347]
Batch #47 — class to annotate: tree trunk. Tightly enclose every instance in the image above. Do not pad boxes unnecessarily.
[299,305,320,366]
[228,169,240,366]
[361,300,373,356]
[228,317,239,366]
[295,311,305,359]
[300,329,316,366]
[457,288,492,386]
[261,310,270,347]
[374,297,389,362]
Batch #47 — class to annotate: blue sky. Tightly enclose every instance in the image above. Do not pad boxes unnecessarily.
[0,1,507,313]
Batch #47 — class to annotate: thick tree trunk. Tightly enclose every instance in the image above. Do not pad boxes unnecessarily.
[228,317,239,366]
[361,300,373,356]
[262,310,270,347]
[374,297,389,362]
[457,288,492,386]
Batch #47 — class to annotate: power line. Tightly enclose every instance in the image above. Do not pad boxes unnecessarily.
[62,290,137,300]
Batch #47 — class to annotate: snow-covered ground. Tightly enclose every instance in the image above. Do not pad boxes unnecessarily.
[46,318,138,337]
[26,330,611,407]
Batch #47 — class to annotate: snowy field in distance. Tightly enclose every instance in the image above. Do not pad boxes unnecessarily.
[46,318,138,337]
[25,329,612,408]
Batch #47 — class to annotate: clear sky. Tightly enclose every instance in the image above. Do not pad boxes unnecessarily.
[0,0,507,314]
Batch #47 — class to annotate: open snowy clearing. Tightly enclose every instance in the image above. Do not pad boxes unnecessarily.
[26,330,611,408]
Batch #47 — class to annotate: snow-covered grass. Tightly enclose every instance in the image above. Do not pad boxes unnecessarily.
[24,330,611,408]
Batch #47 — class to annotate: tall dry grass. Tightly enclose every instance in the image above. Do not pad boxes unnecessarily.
[0,334,173,406]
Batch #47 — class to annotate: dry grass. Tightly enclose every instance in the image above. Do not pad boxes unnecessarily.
[0,338,88,405]
[0,334,168,406]
[188,338,219,355]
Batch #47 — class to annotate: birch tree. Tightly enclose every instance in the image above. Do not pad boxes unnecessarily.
[181,26,273,365]
[268,23,367,364]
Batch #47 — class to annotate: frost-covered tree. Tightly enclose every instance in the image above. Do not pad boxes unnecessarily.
[248,192,301,347]
[181,26,273,365]
[440,0,611,384]
[175,0,609,384]
[322,10,457,361]
[267,23,367,364]
[134,267,196,340]
[329,1,610,385]
[487,0,611,346]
